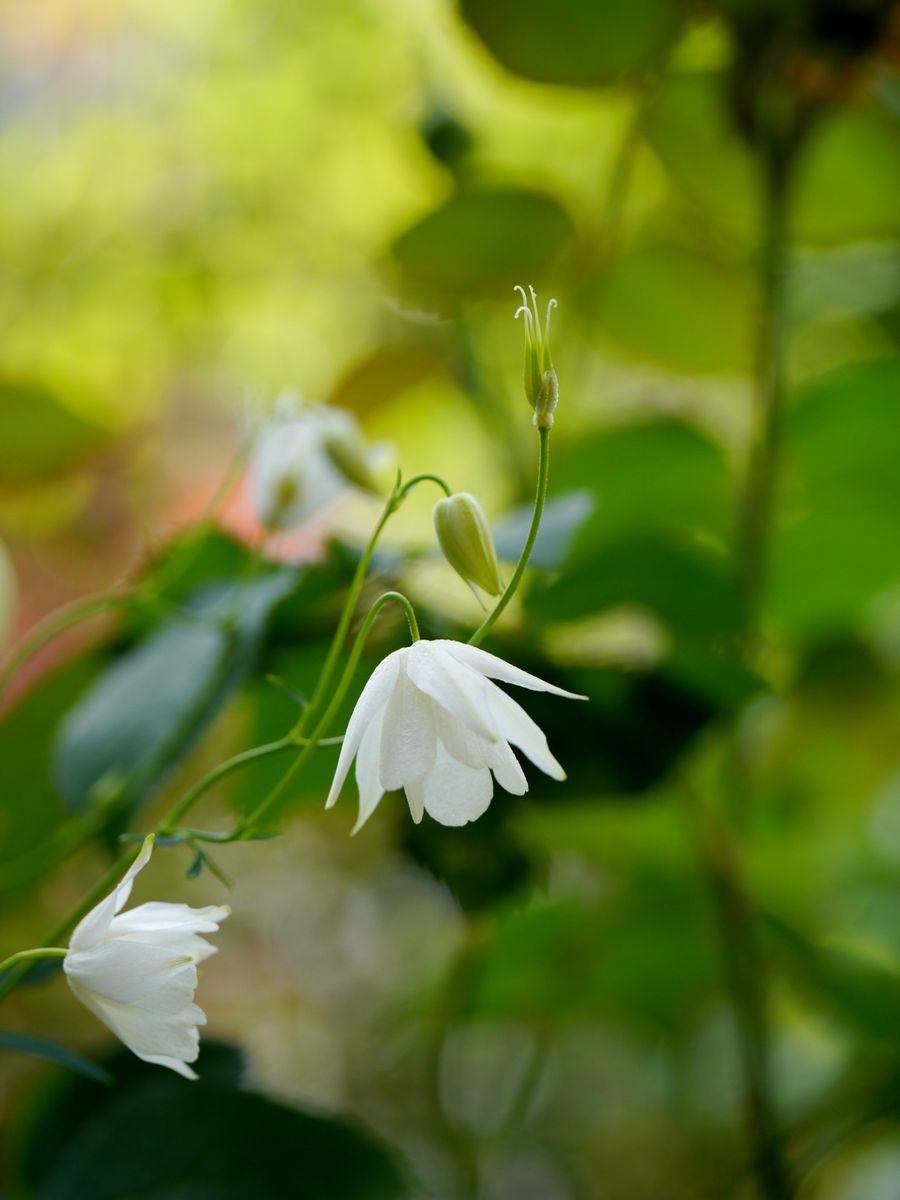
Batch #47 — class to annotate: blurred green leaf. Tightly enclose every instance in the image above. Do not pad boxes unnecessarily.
[647,74,900,245]
[0,386,107,485]
[0,655,99,878]
[0,1032,111,1085]
[12,1043,412,1200]
[459,0,678,86]
[794,106,900,244]
[554,419,734,558]
[768,358,900,635]
[527,533,744,636]
[593,243,754,374]
[465,879,717,1034]
[765,918,900,1043]
[492,491,594,569]
[52,570,298,822]
[392,188,573,296]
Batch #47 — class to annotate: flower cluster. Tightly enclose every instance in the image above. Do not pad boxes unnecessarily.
[4,287,577,1081]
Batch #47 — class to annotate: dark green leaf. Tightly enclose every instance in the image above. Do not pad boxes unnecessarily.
[553,419,734,559]
[0,1032,111,1085]
[392,188,573,296]
[52,570,298,822]
[13,1043,413,1200]
[459,0,678,87]
[527,533,745,637]
[0,655,101,889]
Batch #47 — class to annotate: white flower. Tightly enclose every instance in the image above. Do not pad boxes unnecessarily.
[249,392,388,531]
[63,835,229,1079]
[326,639,585,831]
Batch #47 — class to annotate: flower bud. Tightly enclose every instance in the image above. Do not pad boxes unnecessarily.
[514,284,559,428]
[433,492,504,597]
[322,428,381,494]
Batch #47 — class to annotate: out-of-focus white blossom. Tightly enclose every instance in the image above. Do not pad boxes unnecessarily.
[249,392,388,531]
[64,835,229,1079]
[326,639,584,831]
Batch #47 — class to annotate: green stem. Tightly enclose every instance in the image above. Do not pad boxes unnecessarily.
[718,146,797,1200]
[0,590,132,708]
[736,154,791,632]
[468,426,550,647]
[0,947,67,976]
[238,590,419,835]
[399,473,452,500]
[0,846,139,1004]
[158,736,297,830]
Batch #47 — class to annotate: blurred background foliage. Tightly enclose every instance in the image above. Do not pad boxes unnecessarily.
[0,0,899,1197]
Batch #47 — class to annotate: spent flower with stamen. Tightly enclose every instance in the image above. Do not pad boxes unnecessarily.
[326,639,585,831]
[63,835,229,1079]
[514,284,558,429]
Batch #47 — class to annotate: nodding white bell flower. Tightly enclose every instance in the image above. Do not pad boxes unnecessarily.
[326,640,585,831]
[249,392,388,532]
[63,835,229,1080]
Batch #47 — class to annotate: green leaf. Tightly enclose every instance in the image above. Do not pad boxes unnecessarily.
[392,188,573,296]
[492,491,594,570]
[12,1043,413,1200]
[464,879,717,1034]
[647,72,900,245]
[459,0,679,87]
[527,533,745,637]
[553,419,734,559]
[592,244,754,374]
[0,655,100,882]
[0,1032,111,1085]
[768,358,900,635]
[765,918,900,1042]
[0,384,108,485]
[52,570,299,821]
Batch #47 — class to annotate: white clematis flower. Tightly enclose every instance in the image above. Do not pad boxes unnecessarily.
[63,835,229,1079]
[326,639,585,831]
[249,392,388,532]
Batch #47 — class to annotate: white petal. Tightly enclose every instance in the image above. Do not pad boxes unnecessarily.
[438,640,587,699]
[379,661,437,789]
[435,703,499,770]
[325,650,401,809]
[406,642,497,741]
[483,681,566,781]
[65,941,199,1009]
[422,747,494,827]
[404,779,425,824]
[352,704,386,834]
[68,835,155,952]
[490,741,529,795]
[68,973,203,1075]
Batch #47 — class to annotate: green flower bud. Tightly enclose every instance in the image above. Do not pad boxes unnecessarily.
[433,492,504,597]
[322,430,381,494]
[514,284,559,429]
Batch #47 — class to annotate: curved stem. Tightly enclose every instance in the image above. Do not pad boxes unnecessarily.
[293,486,402,738]
[238,590,420,835]
[0,589,133,708]
[468,427,550,647]
[399,473,453,500]
[158,736,297,831]
[0,947,67,977]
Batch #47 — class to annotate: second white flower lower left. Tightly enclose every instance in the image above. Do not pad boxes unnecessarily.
[64,835,229,1079]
